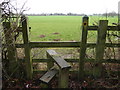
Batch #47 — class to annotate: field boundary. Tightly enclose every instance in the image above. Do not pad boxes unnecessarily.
[2,15,120,80]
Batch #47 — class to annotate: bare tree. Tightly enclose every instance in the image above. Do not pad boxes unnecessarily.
[1,0,28,80]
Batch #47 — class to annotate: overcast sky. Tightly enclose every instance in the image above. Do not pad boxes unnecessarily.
[1,0,120,14]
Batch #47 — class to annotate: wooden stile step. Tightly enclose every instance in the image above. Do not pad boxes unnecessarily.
[47,50,71,69]
[40,68,58,84]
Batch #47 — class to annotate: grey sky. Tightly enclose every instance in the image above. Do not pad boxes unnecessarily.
[1,0,120,14]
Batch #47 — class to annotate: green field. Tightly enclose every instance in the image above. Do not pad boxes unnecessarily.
[28,16,118,42]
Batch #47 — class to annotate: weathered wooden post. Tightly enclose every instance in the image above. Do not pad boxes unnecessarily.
[21,15,33,79]
[79,15,89,80]
[59,68,69,88]
[0,7,2,89]
[47,51,54,70]
[93,20,108,78]
[3,22,18,77]
[118,2,120,60]
[118,1,120,79]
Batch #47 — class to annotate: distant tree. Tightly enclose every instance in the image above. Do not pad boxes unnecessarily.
[102,11,117,17]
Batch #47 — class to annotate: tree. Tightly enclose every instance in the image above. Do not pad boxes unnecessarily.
[1,0,28,80]
[102,11,117,17]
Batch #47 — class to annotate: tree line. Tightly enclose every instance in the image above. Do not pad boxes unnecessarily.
[25,11,118,17]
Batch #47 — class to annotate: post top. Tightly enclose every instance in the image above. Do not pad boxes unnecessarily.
[83,15,89,19]
[83,15,88,17]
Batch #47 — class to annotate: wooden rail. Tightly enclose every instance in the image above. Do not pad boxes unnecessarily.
[12,42,120,48]
[88,26,120,31]
[32,59,120,63]
[3,58,120,63]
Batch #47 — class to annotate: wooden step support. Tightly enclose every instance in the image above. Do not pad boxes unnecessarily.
[46,49,71,88]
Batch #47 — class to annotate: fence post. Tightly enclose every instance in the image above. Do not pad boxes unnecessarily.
[79,15,89,80]
[118,2,120,80]
[47,53,54,70]
[93,20,108,78]
[59,68,69,88]
[0,8,2,89]
[3,22,18,77]
[21,15,33,79]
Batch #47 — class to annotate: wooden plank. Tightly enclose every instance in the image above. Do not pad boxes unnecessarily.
[12,42,120,48]
[47,50,71,69]
[29,41,81,48]
[21,15,33,79]
[88,26,98,30]
[32,59,120,63]
[79,15,89,80]
[107,26,119,31]
[3,58,119,63]
[88,26,119,31]
[40,68,58,83]
[93,20,108,78]
[34,69,120,75]
[15,58,120,63]
[52,56,71,69]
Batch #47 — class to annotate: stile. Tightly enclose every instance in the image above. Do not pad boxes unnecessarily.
[21,15,33,79]
[79,15,89,80]
[2,15,120,88]
[93,20,108,78]
[46,50,71,88]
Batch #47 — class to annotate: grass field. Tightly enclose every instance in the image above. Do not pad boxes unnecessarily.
[28,16,118,42]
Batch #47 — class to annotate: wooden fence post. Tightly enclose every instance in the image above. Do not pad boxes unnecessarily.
[79,15,89,80]
[93,20,108,78]
[21,15,33,79]
[47,53,54,70]
[3,22,18,77]
[59,68,69,88]
[118,1,120,80]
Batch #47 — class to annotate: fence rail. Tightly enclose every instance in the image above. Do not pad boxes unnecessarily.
[88,26,120,31]
[3,42,119,48]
